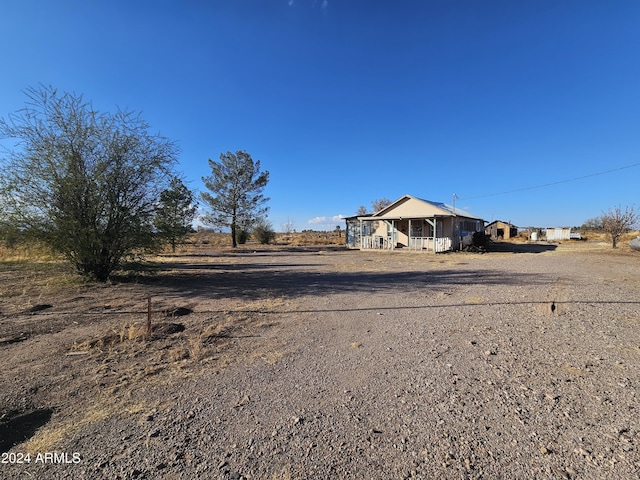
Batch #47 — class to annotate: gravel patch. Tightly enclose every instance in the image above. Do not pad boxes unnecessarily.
[1,244,638,479]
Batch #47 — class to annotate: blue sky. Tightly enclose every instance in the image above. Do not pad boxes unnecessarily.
[1,0,639,230]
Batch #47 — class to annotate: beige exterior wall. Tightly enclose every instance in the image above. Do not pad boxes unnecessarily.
[377,197,449,218]
[369,217,455,247]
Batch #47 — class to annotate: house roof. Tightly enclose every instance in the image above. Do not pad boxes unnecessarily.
[485,220,517,228]
[354,194,484,221]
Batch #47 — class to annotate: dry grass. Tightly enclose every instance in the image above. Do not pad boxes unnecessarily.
[249,347,288,365]
[286,232,344,246]
[168,345,190,362]
[581,230,639,244]
[187,332,206,361]
[0,263,80,303]
[70,319,151,353]
[176,230,345,253]
[0,241,59,263]
[21,398,158,455]
[120,321,148,342]
[464,296,485,305]
[549,230,640,256]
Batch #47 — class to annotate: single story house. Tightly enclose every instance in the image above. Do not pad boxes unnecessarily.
[345,194,485,253]
[485,220,518,240]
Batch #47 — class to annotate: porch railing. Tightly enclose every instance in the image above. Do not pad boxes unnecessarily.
[434,237,452,252]
[361,236,452,252]
[361,235,393,249]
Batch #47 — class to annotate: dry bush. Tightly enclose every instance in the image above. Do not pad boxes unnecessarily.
[120,322,148,342]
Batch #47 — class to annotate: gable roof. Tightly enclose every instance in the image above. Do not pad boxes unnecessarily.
[367,194,483,221]
[485,220,517,228]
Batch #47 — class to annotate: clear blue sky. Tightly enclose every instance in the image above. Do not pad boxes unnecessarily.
[2,0,639,230]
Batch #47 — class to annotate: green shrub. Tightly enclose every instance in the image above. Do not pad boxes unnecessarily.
[253,219,276,244]
[235,229,250,245]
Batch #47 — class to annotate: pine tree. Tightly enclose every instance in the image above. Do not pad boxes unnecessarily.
[200,151,269,248]
[155,177,197,252]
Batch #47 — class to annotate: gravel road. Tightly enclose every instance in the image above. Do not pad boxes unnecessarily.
[1,243,639,479]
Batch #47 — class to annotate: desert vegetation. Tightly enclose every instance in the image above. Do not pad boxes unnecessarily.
[186,228,346,250]
[200,151,270,248]
[0,87,191,281]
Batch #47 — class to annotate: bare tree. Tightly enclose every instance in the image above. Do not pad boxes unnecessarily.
[372,197,392,213]
[281,218,295,235]
[356,205,368,216]
[582,216,603,230]
[600,206,638,248]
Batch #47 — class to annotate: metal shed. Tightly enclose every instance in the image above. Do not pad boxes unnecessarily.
[545,227,571,241]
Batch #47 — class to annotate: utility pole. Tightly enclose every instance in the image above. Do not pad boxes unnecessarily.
[452,193,458,215]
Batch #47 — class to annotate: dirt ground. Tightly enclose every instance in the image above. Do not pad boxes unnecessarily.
[0,239,639,479]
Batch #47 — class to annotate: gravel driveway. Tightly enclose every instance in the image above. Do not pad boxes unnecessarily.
[1,243,639,479]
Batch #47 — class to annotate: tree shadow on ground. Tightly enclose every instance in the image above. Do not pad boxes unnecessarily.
[117,255,555,302]
[487,242,558,254]
[0,408,53,453]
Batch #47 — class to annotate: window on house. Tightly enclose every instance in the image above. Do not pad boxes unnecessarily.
[459,220,479,234]
[424,221,441,237]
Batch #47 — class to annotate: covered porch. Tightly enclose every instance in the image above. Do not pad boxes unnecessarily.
[346,217,456,253]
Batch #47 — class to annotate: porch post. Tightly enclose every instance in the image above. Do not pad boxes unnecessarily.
[424,218,435,253]
[408,219,412,250]
[433,217,437,253]
[391,220,395,250]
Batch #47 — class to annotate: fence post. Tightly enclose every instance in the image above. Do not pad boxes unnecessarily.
[147,296,152,337]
